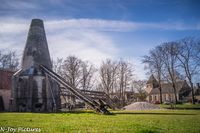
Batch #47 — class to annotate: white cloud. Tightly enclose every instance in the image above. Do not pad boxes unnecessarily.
[1,18,198,80]
[0,18,120,68]
[0,18,28,34]
[46,29,118,66]
[1,1,39,10]
[0,18,199,35]
[131,57,147,80]
[45,19,200,31]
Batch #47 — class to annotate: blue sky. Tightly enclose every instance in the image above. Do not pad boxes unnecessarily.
[0,0,200,79]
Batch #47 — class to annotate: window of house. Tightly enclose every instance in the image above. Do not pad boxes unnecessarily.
[163,94,166,101]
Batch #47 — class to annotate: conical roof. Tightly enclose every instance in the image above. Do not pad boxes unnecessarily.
[147,74,158,85]
[21,19,52,69]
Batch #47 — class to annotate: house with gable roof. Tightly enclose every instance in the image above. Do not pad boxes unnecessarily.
[145,75,191,103]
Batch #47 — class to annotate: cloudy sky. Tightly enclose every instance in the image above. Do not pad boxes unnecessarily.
[0,0,200,79]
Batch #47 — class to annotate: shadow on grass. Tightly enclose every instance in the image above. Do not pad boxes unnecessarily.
[48,110,197,116]
[113,112,197,116]
[0,110,113,115]
[0,110,93,114]
[0,110,197,116]
[55,110,115,115]
[163,108,200,110]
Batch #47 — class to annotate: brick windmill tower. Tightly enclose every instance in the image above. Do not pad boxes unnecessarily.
[11,19,61,112]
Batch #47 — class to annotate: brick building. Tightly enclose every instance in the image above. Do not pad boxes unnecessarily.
[0,69,15,111]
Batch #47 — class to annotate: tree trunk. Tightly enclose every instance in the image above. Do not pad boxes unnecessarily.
[190,82,195,104]
[172,83,177,104]
[159,86,162,104]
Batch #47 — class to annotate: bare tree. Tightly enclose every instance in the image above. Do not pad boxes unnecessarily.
[53,56,96,91]
[176,38,200,104]
[80,61,96,91]
[131,80,147,101]
[161,42,180,104]
[99,59,118,96]
[142,37,200,104]
[117,59,133,106]
[52,58,63,75]
[0,50,19,71]
[55,56,82,88]
[142,46,164,103]
[99,59,134,106]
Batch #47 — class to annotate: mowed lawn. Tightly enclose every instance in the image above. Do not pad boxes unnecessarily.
[0,110,200,133]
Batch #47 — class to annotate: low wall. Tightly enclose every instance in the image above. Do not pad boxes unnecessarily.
[0,89,11,111]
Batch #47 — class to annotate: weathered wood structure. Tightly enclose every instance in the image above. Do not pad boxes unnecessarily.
[60,89,115,109]
[40,65,110,114]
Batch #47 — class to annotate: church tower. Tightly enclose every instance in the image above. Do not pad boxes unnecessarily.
[145,74,159,93]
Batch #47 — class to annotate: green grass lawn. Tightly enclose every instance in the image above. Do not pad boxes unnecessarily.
[0,110,200,133]
[160,103,200,109]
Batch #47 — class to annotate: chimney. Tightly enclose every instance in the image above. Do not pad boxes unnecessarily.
[11,19,61,112]
[21,19,52,70]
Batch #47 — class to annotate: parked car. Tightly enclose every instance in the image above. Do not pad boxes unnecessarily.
[153,101,160,104]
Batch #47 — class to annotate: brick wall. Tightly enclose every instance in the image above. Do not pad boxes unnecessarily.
[0,69,15,111]
[0,69,14,90]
